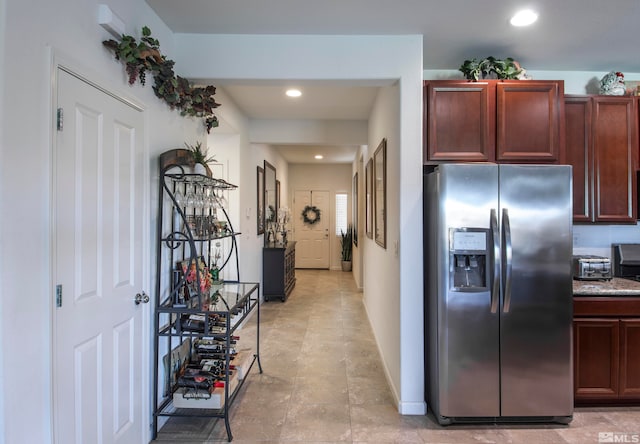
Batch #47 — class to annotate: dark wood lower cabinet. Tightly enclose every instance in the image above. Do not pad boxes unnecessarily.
[620,319,640,398]
[263,241,296,302]
[573,297,640,405]
[574,318,619,399]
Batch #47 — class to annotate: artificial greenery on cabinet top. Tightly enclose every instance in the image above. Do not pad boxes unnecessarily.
[103,26,220,133]
[459,57,522,81]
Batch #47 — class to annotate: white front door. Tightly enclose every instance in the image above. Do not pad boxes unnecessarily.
[294,190,330,268]
[53,68,147,444]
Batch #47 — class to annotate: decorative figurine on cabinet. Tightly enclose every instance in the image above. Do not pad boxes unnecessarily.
[599,71,626,95]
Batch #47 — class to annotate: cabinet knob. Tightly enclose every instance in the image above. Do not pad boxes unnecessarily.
[135,292,150,305]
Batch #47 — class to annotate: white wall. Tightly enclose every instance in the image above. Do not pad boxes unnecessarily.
[0,1,209,442]
[251,142,290,263]
[250,119,368,145]
[175,33,426,414]
[363,84,404,406]
[205,88,256,283]
[205,91,290,291]
[0,0,6,439]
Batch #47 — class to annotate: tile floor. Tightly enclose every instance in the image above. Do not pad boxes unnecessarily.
[154,269,640,443]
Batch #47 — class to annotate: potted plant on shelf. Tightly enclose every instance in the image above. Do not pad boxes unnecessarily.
[459,57,523,81]
[185,142,215,176]
[340,224,354,272]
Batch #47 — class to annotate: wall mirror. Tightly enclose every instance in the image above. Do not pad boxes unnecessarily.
[374,138,387,249]
[365,158,373,239]
[353,172,358,247]
[257,166,264,234]
[263,160,277,243]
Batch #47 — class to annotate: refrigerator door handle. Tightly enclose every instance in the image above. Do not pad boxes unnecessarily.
[502,208,513,313]
[490,208,499,313]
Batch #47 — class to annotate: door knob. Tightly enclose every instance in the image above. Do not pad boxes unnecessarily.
[135,292,150,305]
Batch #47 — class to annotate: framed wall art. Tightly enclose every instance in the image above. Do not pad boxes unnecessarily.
[374,138,386,249]
[257,166,264,234]
[365,158,373,239]
[353,172,358,247]
[263,160,277,244]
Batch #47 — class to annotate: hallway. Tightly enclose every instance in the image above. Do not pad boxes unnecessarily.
[154,269,639,443]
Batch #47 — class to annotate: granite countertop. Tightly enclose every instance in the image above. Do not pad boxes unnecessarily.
[573,277,640,296]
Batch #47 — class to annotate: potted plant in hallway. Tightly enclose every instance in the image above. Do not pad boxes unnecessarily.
[340,224,354,272]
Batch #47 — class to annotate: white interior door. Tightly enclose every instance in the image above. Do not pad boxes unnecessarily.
[53,68,146,444]
[294,190,330,268]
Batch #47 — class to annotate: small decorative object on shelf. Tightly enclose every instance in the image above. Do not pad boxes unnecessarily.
[210,241,222,284]
[301,205,321,225]
[266,204,277,243]
[277,206,291,245]
[182,256,212,295]
[185,141,216,176]
[599,71,626,95]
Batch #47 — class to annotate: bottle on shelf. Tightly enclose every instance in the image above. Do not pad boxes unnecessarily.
[210,265,219,283]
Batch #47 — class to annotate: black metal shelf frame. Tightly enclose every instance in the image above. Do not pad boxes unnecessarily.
[152,152,262,442]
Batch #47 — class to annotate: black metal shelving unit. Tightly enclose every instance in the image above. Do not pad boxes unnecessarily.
[152,150,262,441]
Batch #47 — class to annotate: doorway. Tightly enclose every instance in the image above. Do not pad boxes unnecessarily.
[293,189,330,268]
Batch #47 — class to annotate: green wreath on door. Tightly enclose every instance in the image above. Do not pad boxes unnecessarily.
[301,205,321,225]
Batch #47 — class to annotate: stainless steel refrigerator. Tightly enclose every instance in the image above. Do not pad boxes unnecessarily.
[424,163,573,425]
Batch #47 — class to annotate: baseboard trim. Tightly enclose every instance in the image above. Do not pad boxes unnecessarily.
[399,401,427,415]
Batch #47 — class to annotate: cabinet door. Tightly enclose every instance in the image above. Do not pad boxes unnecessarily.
[424,81,496,162]
[592,97,638,223]
[573,318,619,399]
[620,319,640,398]
[496,81,563,162]
[565,96,593,222]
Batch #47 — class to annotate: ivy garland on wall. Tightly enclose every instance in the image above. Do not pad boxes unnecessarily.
[301,205,322,225]
[103,26,220,133]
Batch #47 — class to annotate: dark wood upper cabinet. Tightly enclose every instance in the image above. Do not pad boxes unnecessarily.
[424,81,495,162]
[424,80,564,164]
[496,82,564,162]
[565,97,592,222]
[593,97,638,222]
[565,95,638,223]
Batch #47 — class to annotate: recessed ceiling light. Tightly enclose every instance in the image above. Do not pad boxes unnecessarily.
[286,89,302,97]
[314,155,323,160]
[510,9,538,27]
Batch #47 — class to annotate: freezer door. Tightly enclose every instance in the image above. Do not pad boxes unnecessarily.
[498,165,573,417]
[428,163,501,418]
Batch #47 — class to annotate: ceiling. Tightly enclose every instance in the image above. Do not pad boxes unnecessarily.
[146,0,640,163]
